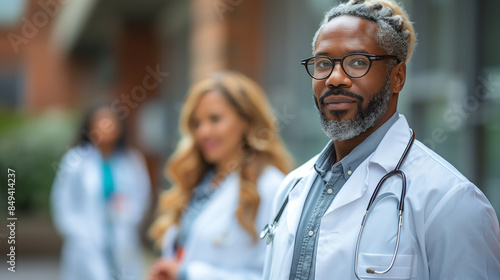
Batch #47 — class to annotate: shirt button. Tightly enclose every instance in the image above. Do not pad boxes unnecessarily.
[347,170,353,176]
[327,188,333,194]
[308,230,314,237]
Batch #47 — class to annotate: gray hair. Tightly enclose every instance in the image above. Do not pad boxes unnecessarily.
[312,0,416,63]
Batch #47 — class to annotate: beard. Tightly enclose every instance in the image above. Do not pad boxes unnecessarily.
[315,77,391,142]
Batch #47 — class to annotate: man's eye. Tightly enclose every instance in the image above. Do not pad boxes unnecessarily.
[316,60,332,69]
[348,58,369,69]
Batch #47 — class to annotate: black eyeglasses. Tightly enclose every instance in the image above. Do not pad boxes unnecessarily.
[301,53,400,79]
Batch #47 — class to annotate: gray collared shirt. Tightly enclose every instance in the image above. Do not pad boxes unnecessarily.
[289,112,399,280]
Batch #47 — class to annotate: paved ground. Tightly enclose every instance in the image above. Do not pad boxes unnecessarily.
[0,255,60,280]
[0,249,157,280]
[0,214,162,279]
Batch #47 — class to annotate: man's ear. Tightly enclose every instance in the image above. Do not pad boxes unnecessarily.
[390,62,406,94]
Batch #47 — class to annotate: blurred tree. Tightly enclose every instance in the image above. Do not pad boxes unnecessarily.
[0,109,76,212]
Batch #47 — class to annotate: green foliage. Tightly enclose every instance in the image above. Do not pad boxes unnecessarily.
[0,109,77,213]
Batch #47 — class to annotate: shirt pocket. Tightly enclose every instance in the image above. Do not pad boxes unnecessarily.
[357,253,417,279]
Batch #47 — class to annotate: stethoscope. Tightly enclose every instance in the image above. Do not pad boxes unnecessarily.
[260,129,416,279]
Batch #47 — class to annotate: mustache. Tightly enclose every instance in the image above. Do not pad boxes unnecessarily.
[318,87,364,107]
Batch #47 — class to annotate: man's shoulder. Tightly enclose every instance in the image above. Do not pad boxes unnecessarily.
[408,140,470,184]
[402,138,485,213]
[256,165,286,199]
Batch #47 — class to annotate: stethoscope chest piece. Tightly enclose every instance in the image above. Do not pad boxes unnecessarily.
[260,178,303,246]
[260,222,276,245]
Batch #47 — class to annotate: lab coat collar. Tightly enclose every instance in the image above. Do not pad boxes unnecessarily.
[324,114,412,215]
[325,116,411,222]
[189,171,239,226]
[283,115,412,236]
[284,156,368,235]
[369,114,412,173]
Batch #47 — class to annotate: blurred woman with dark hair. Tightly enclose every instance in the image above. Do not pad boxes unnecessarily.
[148,71,292,280]
[51,103,151,280]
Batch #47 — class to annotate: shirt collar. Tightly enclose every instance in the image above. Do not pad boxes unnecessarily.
[314,111,400,180]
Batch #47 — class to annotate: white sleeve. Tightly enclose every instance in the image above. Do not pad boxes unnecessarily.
[50,149,86,239]
[425,182,500,279]
[161,226,179,259]
[126,149,151,226]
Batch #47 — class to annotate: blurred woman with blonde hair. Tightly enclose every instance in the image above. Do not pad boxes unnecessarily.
[148,71,292,280]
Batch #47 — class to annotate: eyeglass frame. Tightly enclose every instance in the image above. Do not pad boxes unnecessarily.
[300,53,401,79]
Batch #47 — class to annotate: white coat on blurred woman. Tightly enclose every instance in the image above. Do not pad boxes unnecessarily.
[51,105,151,280]
[148,71,293,280]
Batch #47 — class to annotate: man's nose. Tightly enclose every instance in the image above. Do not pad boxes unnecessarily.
[324,62,351,88]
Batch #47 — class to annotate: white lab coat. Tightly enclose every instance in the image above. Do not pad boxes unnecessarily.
[263,114,500,279]
[51,144,151,280]
[162,166,284,280]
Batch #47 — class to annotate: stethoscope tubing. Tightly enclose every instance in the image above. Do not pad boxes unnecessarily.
[354,129,415,279]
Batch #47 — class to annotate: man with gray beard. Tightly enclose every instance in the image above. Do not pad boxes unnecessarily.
[316,76,391,141]
[261,0,500,279]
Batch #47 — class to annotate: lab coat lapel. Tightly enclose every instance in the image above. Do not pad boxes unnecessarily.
[83,147,105,204]
[325,159,370,215]
[184,172,239,262]
[192,172,238,231]
[285,171,317,236]
[81,146,108,246]
[324,115,412,216]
